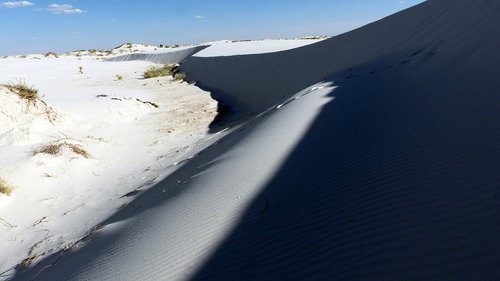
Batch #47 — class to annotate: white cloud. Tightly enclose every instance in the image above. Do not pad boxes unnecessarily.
[0,1,34,8]
[194,15,206,20]
[47,4,85,14]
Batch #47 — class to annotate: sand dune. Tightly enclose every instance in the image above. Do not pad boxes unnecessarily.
[11,0,500,280]
[107,45,209,64]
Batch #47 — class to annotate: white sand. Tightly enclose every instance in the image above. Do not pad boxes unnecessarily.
[194,39,326,57]
[4,0,500,280]
[0,53,218,278]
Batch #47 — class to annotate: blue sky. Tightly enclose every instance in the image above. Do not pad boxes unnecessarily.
[0,0,425,55]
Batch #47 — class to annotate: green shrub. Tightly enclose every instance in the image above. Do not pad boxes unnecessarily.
[143,64,178,79]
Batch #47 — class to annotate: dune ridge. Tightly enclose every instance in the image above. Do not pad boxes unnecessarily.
[106,45,209,64]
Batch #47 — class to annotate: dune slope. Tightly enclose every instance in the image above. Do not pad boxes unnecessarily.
[12,0,500,280]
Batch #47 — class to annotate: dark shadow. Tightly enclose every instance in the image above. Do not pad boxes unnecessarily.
[189,59,500,280]
[188,82,249,134]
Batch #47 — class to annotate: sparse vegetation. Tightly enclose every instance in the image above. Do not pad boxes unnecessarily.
[67,143,91,158]
[0,178,13,196]
[173,72,186,81]
[45,51,59,58]
[79,66,83,74]
[34,143,62,156]
[33,142,91,158]
[3,80,39,104]
[3,81,58,122]
[143,64,178,79]
[116,74,123,80]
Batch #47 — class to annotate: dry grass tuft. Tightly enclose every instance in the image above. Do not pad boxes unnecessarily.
[0,178,13,196]
[67,143,91,158]
[4,80,39,104]
[45,51,59,58]
[143,64,178,79]
[173,72,186,81]
[33,142,91,158]
[34,143,63,156]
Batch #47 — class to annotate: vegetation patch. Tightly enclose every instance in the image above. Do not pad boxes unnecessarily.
[67,143,91,158]
[143,64,178,79]
[173,72,186,81]
[45,52,59,58]
[0,178,13,196]
[33,142,91,158]
[3,80,39,105]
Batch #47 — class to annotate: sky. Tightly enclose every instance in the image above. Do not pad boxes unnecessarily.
[0,0,425,55]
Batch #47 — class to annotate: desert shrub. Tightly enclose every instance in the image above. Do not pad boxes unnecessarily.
[0,178,13,196]
[143,64,178,79]
[4,80,39,104]
[45,52,59,58]
[173,72,186,81]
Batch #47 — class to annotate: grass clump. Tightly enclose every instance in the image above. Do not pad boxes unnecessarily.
[34,143,63,156]
[173,72,186,81]
[0,178,13,196]
[143,64,178,79]
[4,81,39,104]
[33,142,91,158]
[67,143,91,158]
[45,51,59,58]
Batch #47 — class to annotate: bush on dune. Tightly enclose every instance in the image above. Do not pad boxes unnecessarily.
[3,80,39,105]
[45,52,59,58]
[173,72,186,81]
[143,64,179,79]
